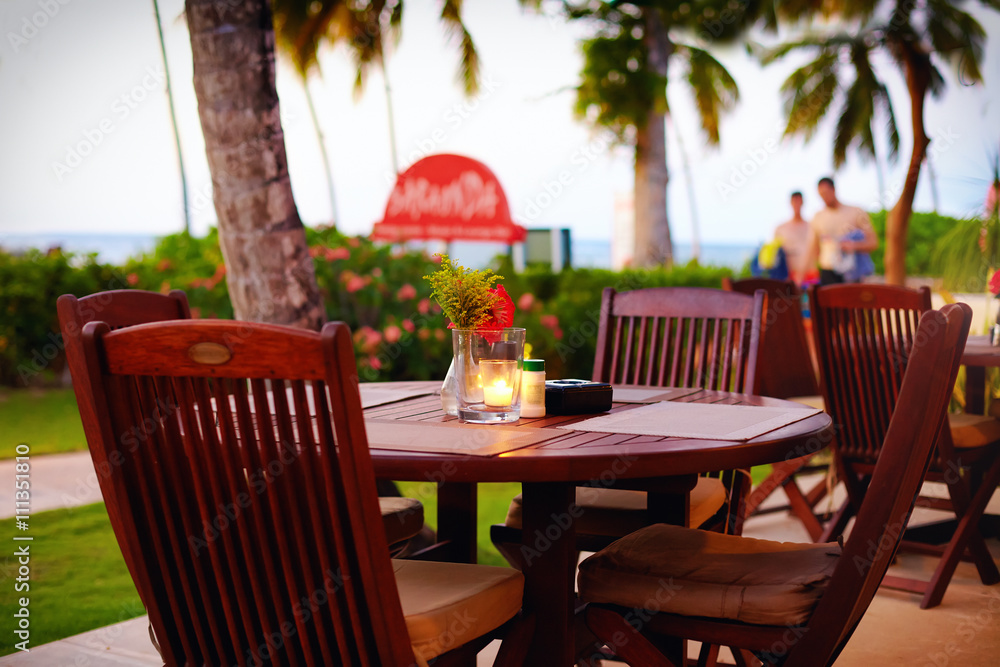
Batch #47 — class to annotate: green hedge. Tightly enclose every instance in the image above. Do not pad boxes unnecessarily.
[2,228,734,387]
[868,210,968,279]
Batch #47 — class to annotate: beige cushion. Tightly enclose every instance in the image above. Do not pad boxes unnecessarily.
[948,413,1000,448]
[578,523,840,626]
[789,395,825,410]
[394,559,523,664]
[504,477,727,537]
[380,497,423,546]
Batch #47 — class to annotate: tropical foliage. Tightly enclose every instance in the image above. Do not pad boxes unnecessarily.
[0,233,733,387]
[533,0,757,267]
[759,0,999,284]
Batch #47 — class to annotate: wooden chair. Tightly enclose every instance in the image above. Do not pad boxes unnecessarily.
[72,318,532,666]
[576,303,973,667]
[811,284,1000,608]
[57,290,424,555]
[492,286,766,570]
[723,278,829,541]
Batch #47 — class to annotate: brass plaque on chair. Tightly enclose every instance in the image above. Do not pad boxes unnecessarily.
[188,342,232,365]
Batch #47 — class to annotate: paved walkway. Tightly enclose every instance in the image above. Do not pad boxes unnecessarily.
[0,451,103,519]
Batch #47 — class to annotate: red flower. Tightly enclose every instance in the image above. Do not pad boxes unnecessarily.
[445,285,517,343]
[485,285,515,329]
[989,269,1000,297]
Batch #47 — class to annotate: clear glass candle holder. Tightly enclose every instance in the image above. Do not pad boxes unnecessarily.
[452,327,525,424]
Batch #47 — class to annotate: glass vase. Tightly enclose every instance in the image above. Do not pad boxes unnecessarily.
[451,328,525,424]
[440,358,459,415]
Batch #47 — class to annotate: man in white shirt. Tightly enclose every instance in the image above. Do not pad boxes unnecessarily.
[808,177,878,285]
[774,191,811,285]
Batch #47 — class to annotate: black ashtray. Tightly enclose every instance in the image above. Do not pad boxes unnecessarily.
[545,379,613,415]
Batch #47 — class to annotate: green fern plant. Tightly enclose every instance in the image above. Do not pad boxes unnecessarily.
[423,255,503,329]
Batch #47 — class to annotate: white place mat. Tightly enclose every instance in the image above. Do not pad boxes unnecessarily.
[365,421,558,457]
[561,401,822,441]
[612,386,701,403]
[359,385,434,409]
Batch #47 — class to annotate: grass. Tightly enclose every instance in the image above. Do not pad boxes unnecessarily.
[397,482,522,567]
[0,502,143,656]
[0,388,86,458]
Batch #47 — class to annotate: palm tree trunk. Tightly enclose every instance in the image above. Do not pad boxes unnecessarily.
[380,53,401,175]
[152,0,191,235]
[185,0,325,329]
[302,77,339,227]
[885,51,930,286]
[670,116,700,261]
[633,8,673,267]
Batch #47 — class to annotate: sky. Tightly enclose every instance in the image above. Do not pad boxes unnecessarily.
[1,0,999,252]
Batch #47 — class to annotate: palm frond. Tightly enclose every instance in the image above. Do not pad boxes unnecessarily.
[873,82,900,163]
[758,33,851,65]
[272,0,347,77]
[388,0,403,46]
[779,49,839,140]
[925,0,987,85]
[831,39,884,167]
[440,0,481,95]
[678,44,739,146]
[574,31,661,141]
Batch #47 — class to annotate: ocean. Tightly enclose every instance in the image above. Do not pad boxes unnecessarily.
[0,232,755,271]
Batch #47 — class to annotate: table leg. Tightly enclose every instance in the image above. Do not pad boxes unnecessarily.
[521,482,577,667]
[645,489,688,665]
[437,482,477,564]
[966,365,986,415]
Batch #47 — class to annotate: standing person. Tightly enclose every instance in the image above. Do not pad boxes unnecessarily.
[808,176,878,285]
[774,191,812,285]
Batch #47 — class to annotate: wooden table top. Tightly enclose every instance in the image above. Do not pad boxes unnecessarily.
[365,382,833,483]
[961,334,1000,367]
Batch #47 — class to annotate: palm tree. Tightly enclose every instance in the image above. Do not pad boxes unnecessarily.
[533,1,755,267]
[185,0,325,329]
[762,0,998,284]
[270,0,347,226]
[271,0,481,177]
[152,0,191,235]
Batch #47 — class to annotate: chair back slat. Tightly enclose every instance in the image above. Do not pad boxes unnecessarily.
[789,303,971,665]
[76,319,416,666]
[593,287,765,394]
[810,285,932,463]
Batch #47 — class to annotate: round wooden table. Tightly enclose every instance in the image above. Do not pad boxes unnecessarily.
[962,334,998,414]
[365,383,834,667]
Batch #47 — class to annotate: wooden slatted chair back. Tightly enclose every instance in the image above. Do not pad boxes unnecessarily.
[787,303,970,665]
[592,286,765,394]
[57,290,193,586]
[76,319,416,666]
[723,278,819,399]
[809,285,932,464]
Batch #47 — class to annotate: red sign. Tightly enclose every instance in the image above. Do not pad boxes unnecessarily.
[371,154,527,244]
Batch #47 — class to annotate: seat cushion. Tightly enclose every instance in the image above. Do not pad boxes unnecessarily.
[948,413,1000,448]
[789,395,825,410]
[578,523,841,626]
[380,497,423,546]
[394,559,523,664]
[504,477,727,537]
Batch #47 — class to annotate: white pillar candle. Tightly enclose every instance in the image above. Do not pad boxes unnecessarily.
[483,379,514,407]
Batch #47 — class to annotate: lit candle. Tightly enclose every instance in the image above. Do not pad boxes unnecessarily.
[483,379,514,407]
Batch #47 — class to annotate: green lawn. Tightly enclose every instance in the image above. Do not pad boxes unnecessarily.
[0,502,143,656]
[397,482,522,567]
[0,388,86,458]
